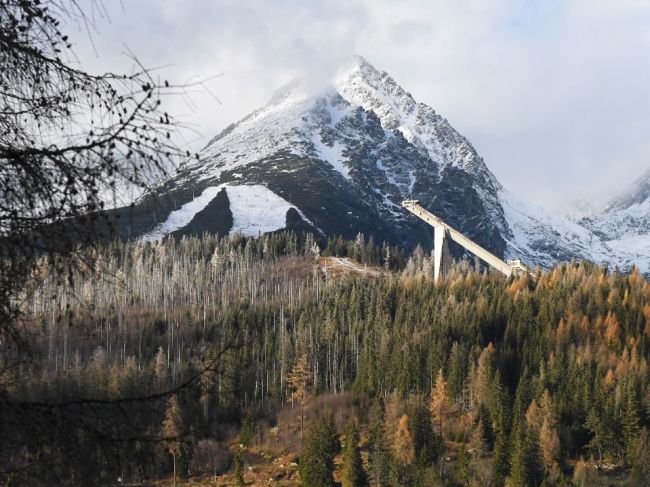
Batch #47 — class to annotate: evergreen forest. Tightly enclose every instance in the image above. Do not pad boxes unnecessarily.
[2,232,650,486]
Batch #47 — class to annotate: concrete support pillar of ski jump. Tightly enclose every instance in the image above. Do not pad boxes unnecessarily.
[402,200,530,279]
[433,226,452,282]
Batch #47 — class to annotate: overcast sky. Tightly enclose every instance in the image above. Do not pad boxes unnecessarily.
[70,0,650,212]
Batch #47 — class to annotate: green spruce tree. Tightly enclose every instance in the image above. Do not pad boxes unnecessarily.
[622,385,641,465]
[300,417,338,487]
[341,418,368,487]
[507,422,543,487]
[490,372,510,484]
[411,398,440,465]
[368,397,390,486]
[323,412,341,459]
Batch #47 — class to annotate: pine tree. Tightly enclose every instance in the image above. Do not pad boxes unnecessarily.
[524,427,544,486]
[507,421,543,487]
[300,418,337,487]
[382,242,391,271]
[630,428,650,486]
[604,311,621,346]
[322,413,341,460]
[341,418,368,487]
[447,342,466,402]
[490,372,510,484]
[585,407,605,463]
[511,377,532,438]
[527,393,560,478]
[622,385,641,465]
[411,398,439,464]
[368,397,390,486]
[178,427,195,480]
[538,418,560,477]
[507,424,527,487]
[199,352,216,420]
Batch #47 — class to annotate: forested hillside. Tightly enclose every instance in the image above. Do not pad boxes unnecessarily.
[3,232,650,486]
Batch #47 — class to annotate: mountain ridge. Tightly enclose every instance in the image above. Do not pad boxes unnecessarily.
[112,55,647,273]
[577,170,650,271]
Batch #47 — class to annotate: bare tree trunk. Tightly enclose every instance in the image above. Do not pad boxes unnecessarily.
[172,452,177,487]
[300,402,304,448]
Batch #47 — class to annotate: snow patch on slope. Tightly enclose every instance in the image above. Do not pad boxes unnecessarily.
[141,186,223,241]
[226,185,306,237]
[142,184,318,241]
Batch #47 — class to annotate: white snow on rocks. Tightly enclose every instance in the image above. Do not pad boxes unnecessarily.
[312,134,350,179]
[606,235,650,274]
[585,198,650,241]
[334,56,495,181]
[499,188,612,267]
[180,87,315,184]
[569,170,650,273]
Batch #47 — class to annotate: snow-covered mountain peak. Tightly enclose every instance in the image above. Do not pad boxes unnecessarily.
[119,55,648,274]
[335,56,420,135]
[334,57,497,183]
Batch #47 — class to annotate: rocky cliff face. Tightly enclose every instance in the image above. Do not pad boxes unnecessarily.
[108,56,646,273]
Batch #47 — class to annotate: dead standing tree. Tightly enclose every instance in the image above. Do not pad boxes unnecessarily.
[0,0,222,482]
[0,0,197,349]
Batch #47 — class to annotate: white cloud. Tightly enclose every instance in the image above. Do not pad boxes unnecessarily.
[69,0,650,210]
